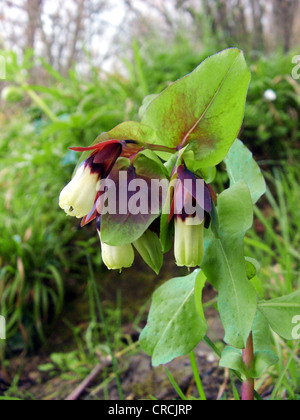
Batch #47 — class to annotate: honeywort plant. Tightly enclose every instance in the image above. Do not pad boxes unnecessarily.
[59,49,300,401]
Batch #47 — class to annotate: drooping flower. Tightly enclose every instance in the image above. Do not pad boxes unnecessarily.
[101,241,135,270]
[59,161,99,219]
[169,164,213,268]
[174,216,205,268]
[94,212,134,270]
[59,140,129,219]
[98,232,135,271]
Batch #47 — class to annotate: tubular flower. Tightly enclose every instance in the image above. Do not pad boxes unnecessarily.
[97,228,134,271]
[59,162,99,218]
[174,216,205,268]
[100,241,135,271]
[169,164,213,268]
[59,140,125,219]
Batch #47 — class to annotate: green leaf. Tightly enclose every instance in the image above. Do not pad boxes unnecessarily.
[137,149,169,174]
[133,229,163,275]
[220,310,278,379]
[182,150,217,183]
[250,276,264,299]
[245,257,261,280]
[74,121,161,171]
[219,347,246,378]
[140,270,208,366]
[194,271,207,320]
[142,49,250,167]
[38,363,55,372]
[139,94,159,120]
[100,121,161,144]
[251,310,279,378]
[202,182,257,349]
[164,152,178,176]
[258,291,300,340]
[160,212,174,254]
[160,182,174,254]
[224,139,266,204]
[245,257,263,298]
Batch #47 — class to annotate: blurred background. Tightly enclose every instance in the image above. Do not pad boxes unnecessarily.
[0,0,299,400]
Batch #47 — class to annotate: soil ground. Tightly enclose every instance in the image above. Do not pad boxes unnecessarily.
[0,253,239,400]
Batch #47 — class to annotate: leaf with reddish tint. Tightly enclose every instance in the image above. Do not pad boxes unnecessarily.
[139,94,159,120]
[142,49,251,167]
[95,121,161,144]
[74,121,161,171]
[100,152,168,246]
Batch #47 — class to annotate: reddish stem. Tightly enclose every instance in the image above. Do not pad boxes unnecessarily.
[242,332,255,401]
[146,144,178,154]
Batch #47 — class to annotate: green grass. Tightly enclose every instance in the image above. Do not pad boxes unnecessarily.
[245,164,300,298]
[242,163,300,400]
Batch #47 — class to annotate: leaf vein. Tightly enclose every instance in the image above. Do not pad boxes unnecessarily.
[181,53,241,147]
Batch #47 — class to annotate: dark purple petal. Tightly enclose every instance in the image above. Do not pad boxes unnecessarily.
[100,154,167,246]
[93,143,122,164]
[176,164,212,213]
[84,143,122,179]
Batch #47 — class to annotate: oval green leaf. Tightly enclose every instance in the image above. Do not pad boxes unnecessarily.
[140,270,207,366]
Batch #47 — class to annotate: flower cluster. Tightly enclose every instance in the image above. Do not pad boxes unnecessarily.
[59,139,214,272]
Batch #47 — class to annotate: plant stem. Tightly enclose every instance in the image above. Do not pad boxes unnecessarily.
[164,368,187,400]
[203,334,262,400]
[204,335,221,358]
[242,332,255,401]
[189,351,206,400]
[146,143,178,154]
